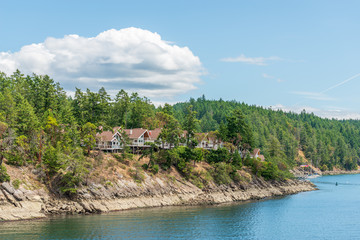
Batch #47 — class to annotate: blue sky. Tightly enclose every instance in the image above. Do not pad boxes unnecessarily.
[1,0,360,118]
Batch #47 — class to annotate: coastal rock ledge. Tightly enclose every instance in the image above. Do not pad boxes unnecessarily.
[0,175,315,221]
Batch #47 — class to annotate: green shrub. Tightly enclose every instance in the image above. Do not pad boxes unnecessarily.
[206,148,230,164]
[43,146,63,176]
[190,175,204,189]
[231,151,242,169]
[113,153,130,165]
[210,162,232,185]
[0,165,10,182]
[151,164,159,174]
[260,162,278,180]
[320,164,328,172]
[128,168,145,183]
[6,153,25,166]
[12,179,21,189]
[230,172,243,183]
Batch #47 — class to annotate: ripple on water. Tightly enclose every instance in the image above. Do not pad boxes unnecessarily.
[1,174,360,239]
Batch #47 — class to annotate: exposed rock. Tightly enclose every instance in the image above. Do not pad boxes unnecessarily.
[0,174,316,222]
[1,182,15,194]
[13,190,24,201]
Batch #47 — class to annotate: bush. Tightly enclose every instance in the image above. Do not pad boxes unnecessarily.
[0,165,10,182]
[260,162,278,180]
[230,172,243,183]
[56,147,89,195]
[320,164,328,172]
[12,179,21,189]
[206,148,230,164]
[210,162,233,185]
[128,168,145,183]
[190,175,204,189]
[6,153,25,166]
[43,146,63,176]
[59,171,81,195]
[176,159,193,179]
[151,164,159,174]
[113,153,130,165]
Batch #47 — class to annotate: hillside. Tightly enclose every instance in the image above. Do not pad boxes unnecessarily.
[0,152,315,221]
[173,97,360,171]
[0,71,357,220]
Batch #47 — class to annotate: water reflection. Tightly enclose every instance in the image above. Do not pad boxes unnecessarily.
[2,174,360,239]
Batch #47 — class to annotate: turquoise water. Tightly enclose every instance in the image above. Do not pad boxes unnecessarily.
[1,174,360,239]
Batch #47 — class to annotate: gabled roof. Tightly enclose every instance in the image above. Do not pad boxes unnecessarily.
[149,128,162,140]
[124,128,149,139]
[253,148,261,156]
[113,126,122,132]
[96,130,121,142]
[195,132,208,142]
[250,148,265,161]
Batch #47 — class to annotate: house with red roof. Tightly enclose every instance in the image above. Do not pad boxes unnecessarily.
[123,128,151,146]
[95,127,123,152]
[148,128,187,149]
[250,148,265,161]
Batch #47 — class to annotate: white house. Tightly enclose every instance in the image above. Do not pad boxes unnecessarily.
[195,132,223,150]
[250,148,265,161]
[124,128,151,146]
[95,128,123,152]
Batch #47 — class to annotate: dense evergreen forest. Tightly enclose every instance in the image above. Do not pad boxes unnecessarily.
[173,97,360,171]
[0,71,359,192]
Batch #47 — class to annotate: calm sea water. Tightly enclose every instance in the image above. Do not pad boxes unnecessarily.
[1,174,360,240]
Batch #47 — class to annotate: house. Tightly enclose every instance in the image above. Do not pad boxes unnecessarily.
[95,128,123,152]
[148,128,162,143]
[148,128,187,149]
[195,132,223,150]
[250,148,265,161]
[148,128,169,148]
[124,128,151,146]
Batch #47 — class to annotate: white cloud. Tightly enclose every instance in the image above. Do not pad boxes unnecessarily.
[221,54,281,66]
[262,73,284,83]
[0,28,203,100]
[270,104,360,120]
[292,91,335,101]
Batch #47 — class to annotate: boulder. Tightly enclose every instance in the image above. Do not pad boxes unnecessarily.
[13,190,24,201]
[1,182,15,194]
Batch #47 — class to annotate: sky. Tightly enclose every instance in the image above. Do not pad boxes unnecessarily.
[1,0,360,119]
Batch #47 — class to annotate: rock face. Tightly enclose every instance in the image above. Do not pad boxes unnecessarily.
[0,174,316,221]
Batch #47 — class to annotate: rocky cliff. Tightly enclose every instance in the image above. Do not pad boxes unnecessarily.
[0,170,315,221]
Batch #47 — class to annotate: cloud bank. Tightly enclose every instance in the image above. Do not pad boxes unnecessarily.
[0,28,203,99]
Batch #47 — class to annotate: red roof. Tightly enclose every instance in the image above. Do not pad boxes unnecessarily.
[253,148,261,156]
[149,128,162,140]
[96,131,119,141]
[124,128,149,139]
[113,126,122,132]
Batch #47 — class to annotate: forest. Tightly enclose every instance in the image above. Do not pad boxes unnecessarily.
[0,71,359,193]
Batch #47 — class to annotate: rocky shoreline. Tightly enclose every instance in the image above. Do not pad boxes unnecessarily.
[0,172,316,222]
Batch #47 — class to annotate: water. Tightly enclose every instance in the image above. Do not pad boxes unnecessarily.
[1,174,360,240]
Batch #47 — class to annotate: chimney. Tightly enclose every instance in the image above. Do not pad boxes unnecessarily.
[130,129,132,135]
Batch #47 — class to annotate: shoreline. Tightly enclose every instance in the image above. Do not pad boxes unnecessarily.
[321,170,360,176]
[0,177,315,222]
